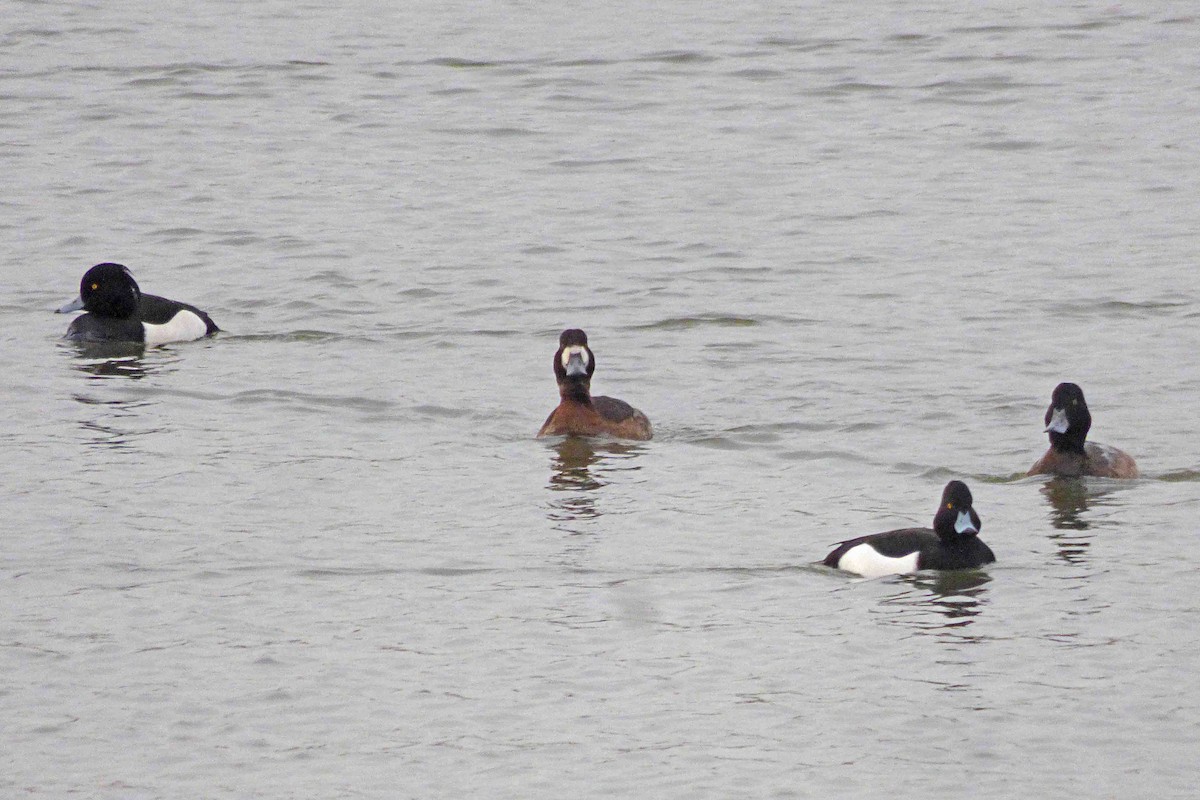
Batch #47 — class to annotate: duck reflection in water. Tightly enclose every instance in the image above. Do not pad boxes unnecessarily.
[71,387,161,450]
[66,341,151,380]
[74,355,150,380]
[1039,477,1123,565]
[76,412,161,451]
[877,572,993,638]
[65,346,172,449]
[65,336,186,381]
[1042,477,1091,530]
[545,437,645,522]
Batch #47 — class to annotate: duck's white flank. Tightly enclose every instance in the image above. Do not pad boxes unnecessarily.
[837,544,920,578]
[142,309,209,345]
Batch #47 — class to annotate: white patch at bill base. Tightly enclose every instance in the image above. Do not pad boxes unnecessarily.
[561,345,589,369]
[1045,407,1069,434]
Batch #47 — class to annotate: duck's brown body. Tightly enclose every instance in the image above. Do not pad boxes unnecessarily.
[1029,441,1139,479]
[539,394,652,440]
[537,329,652,441]
[1027,383,1138,479]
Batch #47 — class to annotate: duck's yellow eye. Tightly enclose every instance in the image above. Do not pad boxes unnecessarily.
[946,503,953,510]
[91,283,99,290]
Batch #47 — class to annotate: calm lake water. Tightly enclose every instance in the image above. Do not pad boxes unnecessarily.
[3,2,1199,798]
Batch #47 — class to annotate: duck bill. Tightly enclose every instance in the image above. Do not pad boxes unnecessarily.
[954,511,978,535]
[57,295,85,313]
[1044,407,1069,434]
[564,348,589,378]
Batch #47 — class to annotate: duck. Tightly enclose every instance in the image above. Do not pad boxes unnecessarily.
[537,328,652,441]
[58,262,219,345]
[823,480,995,578]
[1027,383,1138,478]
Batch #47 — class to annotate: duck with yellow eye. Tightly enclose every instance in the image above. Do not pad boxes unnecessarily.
[1027,382,1138,479]
[823,481,995,578]
[58,262,219,345]
[537,328,652,441]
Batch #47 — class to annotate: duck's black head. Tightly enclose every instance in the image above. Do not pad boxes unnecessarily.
[78,263,141,320]
[932,480,981,542]
[553,328,595,403]
[1044,382,1091,454]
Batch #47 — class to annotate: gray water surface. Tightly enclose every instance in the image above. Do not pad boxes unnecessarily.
[3,3,1200,798]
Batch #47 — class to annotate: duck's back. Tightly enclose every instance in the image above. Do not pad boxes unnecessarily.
[823,528,934,575]
[1083,441,1138,478]
[593,395,652,440]
[827,527,933,557]
[140,293,219,334]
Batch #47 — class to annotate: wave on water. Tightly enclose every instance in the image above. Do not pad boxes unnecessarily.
[218,330,347,343]
[1156,469,1200,483]
[1051,299,1193,318]
[631,315,759,330]
[633,51,718,65]
[919,466,1034,484]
